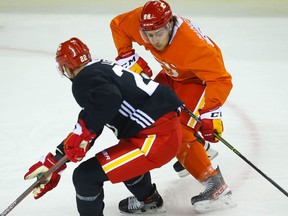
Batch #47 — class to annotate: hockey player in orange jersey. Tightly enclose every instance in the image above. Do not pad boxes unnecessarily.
[110,0,236,213]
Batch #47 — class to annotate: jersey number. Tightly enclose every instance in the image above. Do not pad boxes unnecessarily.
[112,65,158,96]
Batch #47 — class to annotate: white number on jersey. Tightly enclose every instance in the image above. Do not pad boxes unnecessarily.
[112,64,158,96]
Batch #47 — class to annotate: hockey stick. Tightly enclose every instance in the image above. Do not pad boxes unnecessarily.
[181,105,288,197]
[0,155,68,216]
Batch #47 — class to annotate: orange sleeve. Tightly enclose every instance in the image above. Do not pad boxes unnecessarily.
[110,7,147,56]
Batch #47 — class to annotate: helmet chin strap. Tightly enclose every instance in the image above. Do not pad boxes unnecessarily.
[70,69,76,79]
[69,64,87,79]
[62,66,75,80]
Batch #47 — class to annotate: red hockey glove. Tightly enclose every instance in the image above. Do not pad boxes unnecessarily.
[24,152,67,199]
[116,49,153,78]
[199,106,223,143]
[63,119,96,162]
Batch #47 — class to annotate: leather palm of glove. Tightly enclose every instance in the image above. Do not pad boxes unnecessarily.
[116,49,153,78]
[199,106,223,143]
[63,119,96,162]
[24,152,67,199]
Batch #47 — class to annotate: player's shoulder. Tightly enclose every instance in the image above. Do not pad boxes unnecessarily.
[75,60,113,81]
[86,59,115,70]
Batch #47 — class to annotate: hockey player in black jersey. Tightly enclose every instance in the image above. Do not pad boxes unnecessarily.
[24,37,183,215]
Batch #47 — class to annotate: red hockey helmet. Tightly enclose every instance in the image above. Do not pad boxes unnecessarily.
[139,0,172,31]
[56,37,91,74]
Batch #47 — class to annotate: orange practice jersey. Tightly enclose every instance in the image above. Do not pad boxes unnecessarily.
[110,7,233,110]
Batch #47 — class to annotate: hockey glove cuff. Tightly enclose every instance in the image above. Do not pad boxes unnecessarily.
[199,106,223,143]
[116,49,152,77]
[64,119,96,162]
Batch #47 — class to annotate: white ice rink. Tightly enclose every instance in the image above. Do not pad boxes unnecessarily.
[0,0,287,215]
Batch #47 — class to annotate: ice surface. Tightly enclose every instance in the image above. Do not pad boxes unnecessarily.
[0,1,287,215]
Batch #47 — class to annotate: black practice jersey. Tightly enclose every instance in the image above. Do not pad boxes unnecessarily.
[72,59,183,139]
